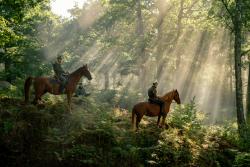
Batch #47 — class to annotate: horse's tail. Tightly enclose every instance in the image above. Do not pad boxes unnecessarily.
[24,77,33,104]
[132,106,136,130]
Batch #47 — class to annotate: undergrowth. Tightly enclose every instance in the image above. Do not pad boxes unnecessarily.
[0,92,249,167]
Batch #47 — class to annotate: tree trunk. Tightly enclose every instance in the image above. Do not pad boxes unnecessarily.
[228,35,235,118]
[104,72,109,90]
[234,0,246,135]
[135,0,144,38]
[229,36,234,100]
[247,60,250,124]
[135,0,145,59]
[135,0,146,92]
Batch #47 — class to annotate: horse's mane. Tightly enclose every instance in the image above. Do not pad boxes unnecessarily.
[69,66,83,77]
[160,90,177,102]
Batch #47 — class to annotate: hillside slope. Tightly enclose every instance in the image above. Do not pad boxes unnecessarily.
[0,96,249,167]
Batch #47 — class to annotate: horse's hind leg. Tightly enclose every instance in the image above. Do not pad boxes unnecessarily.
[67,93,72,113]
[33,86,45,105]
[136,114,143,130]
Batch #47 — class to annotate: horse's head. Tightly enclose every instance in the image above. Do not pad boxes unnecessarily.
[173,89,181,104]
[80,64,92,80]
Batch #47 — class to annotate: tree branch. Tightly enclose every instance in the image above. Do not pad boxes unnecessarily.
[241,49,250,56]
[220,0,234,22]
[183,0,199,14]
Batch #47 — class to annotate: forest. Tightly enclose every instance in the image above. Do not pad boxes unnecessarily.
[0,0,250,166]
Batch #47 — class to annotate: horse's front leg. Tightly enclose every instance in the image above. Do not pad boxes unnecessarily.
[160,114,167,128]
[67,93,72,113]
[157,115,161,127]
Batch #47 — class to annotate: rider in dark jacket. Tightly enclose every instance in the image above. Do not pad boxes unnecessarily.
[148,82,165,115]
[52,54,68,92]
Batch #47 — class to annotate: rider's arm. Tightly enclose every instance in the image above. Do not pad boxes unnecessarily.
[53,63,65,75]
[52,63,58,76]
[153,88,158,98]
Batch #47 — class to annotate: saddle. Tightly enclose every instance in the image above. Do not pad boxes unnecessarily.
[148,98,154,104]
[49,75,69,93]
[49,76,61,85]
[49,75,68,86]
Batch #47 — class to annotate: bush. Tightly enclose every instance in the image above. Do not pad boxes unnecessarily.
[95,89,117,105]
[233,153,250,167]
[168,99,205,141]
[238,125,250,151]
[117,90,142,110]
[150,128,193,166]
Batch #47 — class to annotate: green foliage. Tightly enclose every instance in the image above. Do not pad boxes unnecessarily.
[0,84,18,98]
[146,101,203,166]
[64,145,99,166]
[233,153,250,167]
[117,90,142,110]
[95,89,117,105]
[238,125,250,150]
[2,120,14,134]
[168,98,205,140]
[0,96,249,167]
[0,0,57,83]
[220,122,239,146]
[150,129,193,166]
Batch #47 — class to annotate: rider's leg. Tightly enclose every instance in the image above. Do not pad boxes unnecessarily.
[59,75,67,93]
[154,99,164,115]
[149,98,164,115]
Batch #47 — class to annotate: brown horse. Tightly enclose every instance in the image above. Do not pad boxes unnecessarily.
[132,89,181,130]
[24,64,92,112]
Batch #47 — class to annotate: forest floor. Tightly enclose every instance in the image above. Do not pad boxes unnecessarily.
[0,96,249,167]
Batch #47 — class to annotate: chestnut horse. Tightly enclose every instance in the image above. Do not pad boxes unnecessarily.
[24,64,92,112]
[132,89,181,130]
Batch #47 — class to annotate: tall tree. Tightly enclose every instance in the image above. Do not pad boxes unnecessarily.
[233,0,245,129]
[247,59,250,124]
[215,0,249,135]
[135,0,147,92]
[0,0,53,82]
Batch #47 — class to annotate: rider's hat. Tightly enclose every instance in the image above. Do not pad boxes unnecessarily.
[153,81,158,86]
